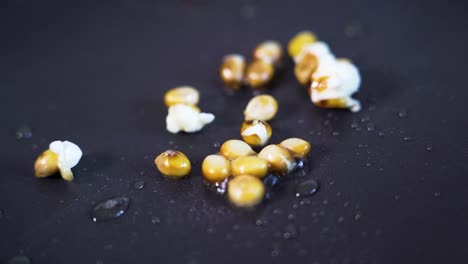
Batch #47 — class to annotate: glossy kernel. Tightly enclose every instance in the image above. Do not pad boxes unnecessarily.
[34,150,59,178]
[202,154,231,183]
[280,138,311,158]
[288,31,318,58]
[220,54,246,89]
[241,120,272,147]
[253,41,283,65]
[164,86,200,107]
[231,156,269,178]
[246,60,275,88]
[228,175,265,208]
[295,52,319,85]
[220,139,256,160]
[155,150,191,179]
[258,144,295,174]
[244,94,278,121]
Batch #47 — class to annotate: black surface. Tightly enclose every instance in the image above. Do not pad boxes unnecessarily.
[1,1,468,263]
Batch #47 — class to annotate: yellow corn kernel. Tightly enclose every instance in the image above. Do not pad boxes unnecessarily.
[220,139,256,160]
[315,98,349,109]
[228,174,265,207]
[231,156,268,178]
[294,52,319,85]
[164,86,200,107]
[258,144,295,174]
[279,138,311,158]
[202,154,231,183]
[244,94,278,121]
[246,60,274,88]
[34,150,59,178]
[253,41,283,65]
[240,120,272,147]
[155,150,191,179]
[220,54,246,89]
[288,31,317,58]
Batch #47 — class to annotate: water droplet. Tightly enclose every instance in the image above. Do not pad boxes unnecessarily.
[264,174,280,199]
[6,256,31,264]
[337,217,344,223]
[426,145,433,151]
[368,105,376,112]
[360,115,370,123]
[343,201,350,207]
[332,131,340,136]
[168,140,174,145]
[434,192,441,198]
[366,123,375,131]
[287,213,296,220]
[394,195,400,200]
[271,249,280,257]
[295,180,319,198]
[378,131,385,136]
[151,216,161,224]
[398,110,407,118]
[366,162,372,167]
[255,219,264,226]
[207,227,216,234]
[322,199,328,205]
[354,213,361,221]
[403,136,413,142]
[297,119,305,124]
[213,142,220,148]
[133,181,145,190]
[351,122,359,128]
[15,125,32,140]
[91,196,130,222]
[283,224,298,239]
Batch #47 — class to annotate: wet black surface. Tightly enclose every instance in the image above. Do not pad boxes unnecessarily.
[1,0,468,263]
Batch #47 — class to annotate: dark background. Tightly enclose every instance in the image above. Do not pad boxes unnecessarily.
[1,0,467,263]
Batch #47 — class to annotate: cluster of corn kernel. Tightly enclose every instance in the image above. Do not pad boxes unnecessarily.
[202,138,311,208]
[164,86,215,133]
[220,41,283,89]
[288,31,362,112]
[240,94,278,147]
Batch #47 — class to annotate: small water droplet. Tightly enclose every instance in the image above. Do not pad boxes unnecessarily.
[255,219,264,226]
[271,249,280,257]
[366,162,372,167]
[378,131,385,136]
[343,201,350,207]
[360,115,370,123]
[283,224,298,239]
[394,194,400,200]
[6,256,31,264]
[434,192,441,198]
[207,227,216,234]
[337,217,344,223]
[354,213,361,221]
[368,105,376,111]
[297,119,304,124]
[168,140,174,145]
[351,122,359,128]
[366,123,375,131]
[133,181,145,190]
[398,110,407,118]
[287,213,296,220]
[151,216,161,224]
[403,136,413,142]
[213,141,220,148]
[332,131,340,136]
[322,199,328,205]
[15,126,32,140]
[91,196,130,222]
[426,145,433,151]
[295,180,319,198]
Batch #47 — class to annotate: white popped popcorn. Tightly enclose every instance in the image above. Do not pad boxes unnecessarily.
[241,120,269,146]
[310,59,361,112]
[34,140,83,181]
[166,104,215,133]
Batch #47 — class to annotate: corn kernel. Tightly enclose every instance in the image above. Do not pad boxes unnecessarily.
[202,154,231,183]
[220,139,256,160]
[241,120,272,147]
[155,150,191,179]
[244,94,278,121]
[258,144,295,174]
[164,86,200,107]
[34,149,59,178]
[228,174,265,207]
[246,60,274,88]
[253,41,283,65]
[288,31,317,58]
[294,52,319,85]
[231,156,268,178]
[220,54,246,89]
[279,138,311,158]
